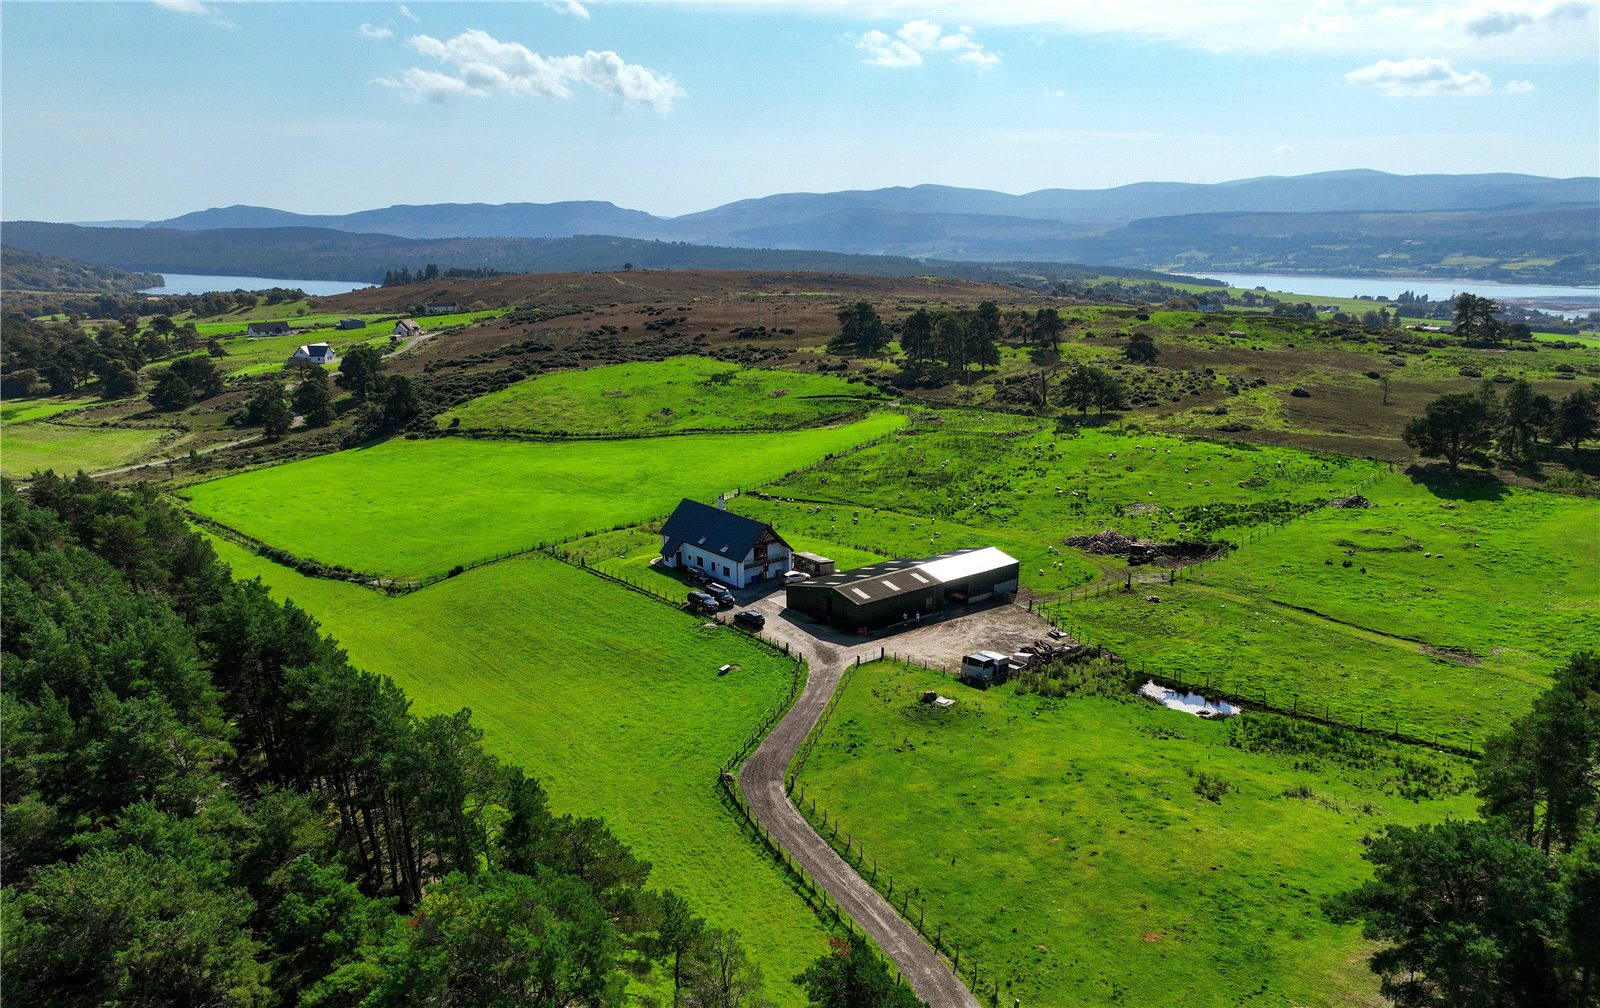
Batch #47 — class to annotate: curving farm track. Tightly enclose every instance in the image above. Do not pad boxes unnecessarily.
[734,604,1026,1008]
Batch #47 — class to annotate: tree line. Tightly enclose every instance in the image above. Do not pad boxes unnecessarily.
[1403,381,1599,472]
[1,475,923,1008]
[381,264,507,287]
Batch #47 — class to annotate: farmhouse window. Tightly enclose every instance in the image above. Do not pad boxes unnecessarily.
[754,543,768,561]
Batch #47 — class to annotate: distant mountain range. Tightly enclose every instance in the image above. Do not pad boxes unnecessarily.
[17,170,1596,285]
[1,223,1192,290]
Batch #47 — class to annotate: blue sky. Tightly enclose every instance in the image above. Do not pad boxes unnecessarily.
[3,0,1596,221]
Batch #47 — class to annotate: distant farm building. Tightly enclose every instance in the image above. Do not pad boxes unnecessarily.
[393,319,423,339]
[659,498,793,587]
[288,342,337,366]
[790,551,836,576]
[425,302,461,315]
[786,546,1020,633]
[247,320,291,336]
[337,317,366,330]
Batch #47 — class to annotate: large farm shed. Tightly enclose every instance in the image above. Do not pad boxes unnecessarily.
[786,546,1020,633]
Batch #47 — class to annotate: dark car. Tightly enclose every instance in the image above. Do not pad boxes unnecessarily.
[706,584,736,609]
[684,566,712,586]
[733,610,766,631]
[686,590,718,613]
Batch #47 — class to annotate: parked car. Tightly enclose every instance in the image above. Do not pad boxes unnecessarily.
[684,566,712,586]
[782,570,808,584]
[734,610,766,631]
[706,584,736,609]
[686,590,717,613]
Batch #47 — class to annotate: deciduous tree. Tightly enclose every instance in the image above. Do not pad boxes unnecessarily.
[795,935,924,1008]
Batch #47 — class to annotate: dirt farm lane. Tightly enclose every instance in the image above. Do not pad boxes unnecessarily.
[735,597,1053,1007]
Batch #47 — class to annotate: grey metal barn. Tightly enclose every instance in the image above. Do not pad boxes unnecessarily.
[785,546,1020,633]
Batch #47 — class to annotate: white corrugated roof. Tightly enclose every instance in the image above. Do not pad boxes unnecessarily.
[916,546,1018,583]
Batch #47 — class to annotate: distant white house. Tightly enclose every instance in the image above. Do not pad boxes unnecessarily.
[288,342,337,366]
[247,320,291,336]
[393,319,423,339]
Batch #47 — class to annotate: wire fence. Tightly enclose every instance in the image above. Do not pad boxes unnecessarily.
[781,652,1011,1003]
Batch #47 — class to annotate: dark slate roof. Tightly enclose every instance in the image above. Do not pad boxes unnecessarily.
[249,321,290,332]
[796,547,1019,605]
[660,499,781,561]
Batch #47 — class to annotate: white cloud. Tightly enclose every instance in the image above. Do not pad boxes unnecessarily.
[1454,0,1590,38]
[374,68,486,103]
[1345,57,1493,97]
[380,29,684,111]
[1274,144,1296,155]
[832,1,1597,61]
[398,5,419,22]
[1503,78,1536,93]
[359,22,394,40]
[546,1,590,18]
[858,29,922,67]
[152,0,231,27]
[857,19,1000,69]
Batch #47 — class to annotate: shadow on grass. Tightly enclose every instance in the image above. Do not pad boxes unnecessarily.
[1406,464,1510,502]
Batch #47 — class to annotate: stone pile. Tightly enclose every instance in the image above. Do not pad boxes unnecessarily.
[1062,529,1139,555]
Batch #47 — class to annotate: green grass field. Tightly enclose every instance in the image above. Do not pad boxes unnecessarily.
[1038,471,1595,748]
[1,421,174,478]
[440,357,888,434]
[0,395,101,425]
[795,659,1477,1008]
[764,412,1388,540]
[182,413,905,580]
[205,537,829,1005]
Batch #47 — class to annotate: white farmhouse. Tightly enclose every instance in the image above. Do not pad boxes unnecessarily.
[288,342,338,365]
[659,498,793,587]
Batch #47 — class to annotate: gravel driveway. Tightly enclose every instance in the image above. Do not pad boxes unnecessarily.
[730,590,1059,1007]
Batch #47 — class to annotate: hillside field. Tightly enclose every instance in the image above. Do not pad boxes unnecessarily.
[440,357,888,433]
[204,537,829,1006]
[181,412,905,579]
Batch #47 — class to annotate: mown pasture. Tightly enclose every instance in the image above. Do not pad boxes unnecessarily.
[794,659,1477,1008]
[1,421,175,478]
[0,395,99,425]
[181,412,905,580]
[440,357,887,434]
[205,537,829,1006]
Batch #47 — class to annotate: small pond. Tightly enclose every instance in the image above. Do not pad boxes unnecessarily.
[1139,680,1240,718]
